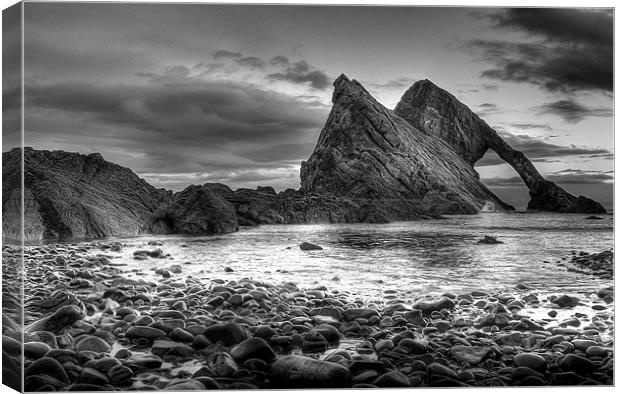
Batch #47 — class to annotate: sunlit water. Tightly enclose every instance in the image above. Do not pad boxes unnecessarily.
[96,212,614,302]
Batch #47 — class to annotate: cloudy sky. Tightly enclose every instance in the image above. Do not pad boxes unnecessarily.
[3,4,614,209]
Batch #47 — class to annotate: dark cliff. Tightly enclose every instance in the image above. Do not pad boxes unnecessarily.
[300,74,514,220]
[394,79,606,213]
[2,147,172,241]
[2,148,239,241]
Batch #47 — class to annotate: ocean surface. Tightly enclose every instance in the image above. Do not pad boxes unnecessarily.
[102,212,613,301]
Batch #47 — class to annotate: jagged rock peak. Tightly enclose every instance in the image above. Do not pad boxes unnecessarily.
[301,75,514,219]
[332,73,373,103]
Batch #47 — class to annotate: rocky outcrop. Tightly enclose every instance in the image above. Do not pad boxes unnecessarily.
[2,148,246,241]
[151,184,239,235]
[2,147,173,241]
[300,74,514,221]
[394,79,606,213]
[204,184,375,225]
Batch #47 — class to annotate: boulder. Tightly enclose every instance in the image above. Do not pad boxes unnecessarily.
[270,355,350,388]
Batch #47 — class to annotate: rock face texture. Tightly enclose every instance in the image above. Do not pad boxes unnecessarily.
[204,184,371,225]
[394,79,606,213]
[300,74,514,220]
[1,148,238,241]
[2,147,172,241]
[151,184,239,235]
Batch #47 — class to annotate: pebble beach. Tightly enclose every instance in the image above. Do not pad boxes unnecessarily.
[2,240,614,390]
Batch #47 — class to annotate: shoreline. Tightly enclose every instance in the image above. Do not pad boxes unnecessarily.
[2,241,614,390]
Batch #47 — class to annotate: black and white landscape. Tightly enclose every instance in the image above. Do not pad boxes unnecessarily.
[2,4,614,391]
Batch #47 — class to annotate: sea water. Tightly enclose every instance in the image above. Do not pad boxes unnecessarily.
[104,212,613,301]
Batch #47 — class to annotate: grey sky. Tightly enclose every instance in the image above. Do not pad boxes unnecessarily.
[3,3,614,209]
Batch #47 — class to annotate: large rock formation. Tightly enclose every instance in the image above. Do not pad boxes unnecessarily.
[151,184,239,234]
[300,74,514,220]
[394,79,606,213]
[204,184,372,225]
[1,148,239,241]
[2,147,172,241]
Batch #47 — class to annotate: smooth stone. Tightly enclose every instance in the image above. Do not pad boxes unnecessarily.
[475,313,511,328]
[166,379,206,390]
[571,339,599,351]
[427,362,458,378]
[375,339,394,353]
[496,332,523,346]
[153,310,185,319]
[270,355,350,388]
[25,305,84,333]
[450,345,492,365]
[80,367,109,385]
[413,297,455,314]
[75,336,112,353]
[513,353,547,372]
[558,354,594,374]
[202,323,248,346]
[343,308,379,321]
[24,342,52,359]
[585,346,608,357]
[553,295,580,308]
[125,326,167,340]
[207,352,238,377]
[3,336,22,357]
[300,242,323,251]
[310,324,341,344]
[552,371,588,385]
[84,357,121,373]
[25,357,69,383]
[372,370,410,387]
[230,337,276,363]
[398,338,428,355]
[151,340,194,357]
[169,327,194,342]
[24,375,66,392]
[254,325,277,339]
[124,354,163,371]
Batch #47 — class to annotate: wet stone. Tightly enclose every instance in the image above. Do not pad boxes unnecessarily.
[75,336,112,353]
[230,337,276,363]
[513,353,547,372]
[558,354,595,374]
[25,357,69,383]
[125,326,167,341]
[270,355,350,388]
[372,370,410,387]
[24,342,52,359]
[203,323,248,346]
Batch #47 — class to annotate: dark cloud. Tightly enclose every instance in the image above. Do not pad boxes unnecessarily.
[492,9,612,46]
[475,102,500,116]
[268,60,330,90]
[475,130,611,166]
[213,49,242,59]
[22,76,330,188]
[2,3,22,150]
[469,9,612,93]
[269,55,290,67]
[505,122,553,131]
[535,100,612,123]
[237,56,265,69]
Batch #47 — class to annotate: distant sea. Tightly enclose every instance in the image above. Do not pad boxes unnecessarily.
[68,212,614,301]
